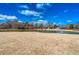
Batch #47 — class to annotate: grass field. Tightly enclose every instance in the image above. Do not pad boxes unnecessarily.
[0,32,79,55]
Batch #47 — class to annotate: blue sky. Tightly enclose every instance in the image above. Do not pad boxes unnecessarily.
[0,3,79,25]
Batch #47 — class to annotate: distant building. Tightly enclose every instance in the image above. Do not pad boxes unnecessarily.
[73,24,79,29]
[66,24,74,29]
[48,25,53,29]
[66,24,79,29]
[25,24,34,29]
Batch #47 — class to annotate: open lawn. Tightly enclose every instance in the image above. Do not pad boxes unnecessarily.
[0,32,79,55]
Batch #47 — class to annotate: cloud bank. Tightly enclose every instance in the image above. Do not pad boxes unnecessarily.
[0,14,17,20]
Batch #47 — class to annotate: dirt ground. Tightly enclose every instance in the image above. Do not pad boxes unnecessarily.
[0,32,79,55]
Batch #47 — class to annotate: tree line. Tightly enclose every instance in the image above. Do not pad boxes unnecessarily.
[0,20,79,30]
[0,20,58,29]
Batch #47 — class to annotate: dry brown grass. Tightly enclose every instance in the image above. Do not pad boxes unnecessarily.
[0,32,79,55]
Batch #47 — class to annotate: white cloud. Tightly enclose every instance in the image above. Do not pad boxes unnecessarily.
[0,14,7,18]
[45,3,52,7]
[32,20,48,27]
[19,10,42,17]
[0,18,5,20]
[18,20,23,23]
[58,22,62,25]
[64,10,69,13]
[35,20,48,26]
[0,14,17,20]
[53,16,58,18]
[6,16,17,20]
[53,22,56,25]
[38,20,44,22]
[36,4,44,9]
[36,3,52,9]
[67,20,72,23]
[39,16,43,18]
[18,5,29,9]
